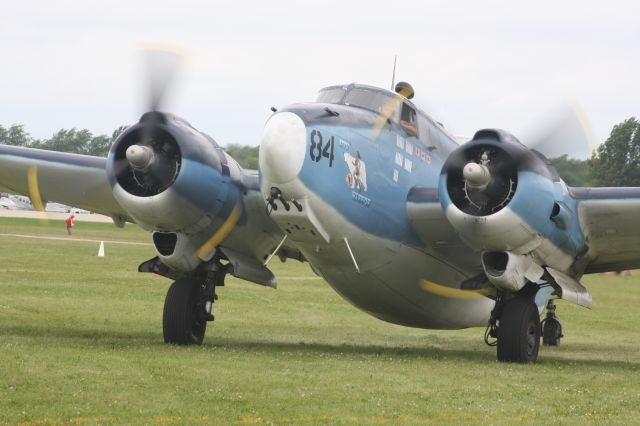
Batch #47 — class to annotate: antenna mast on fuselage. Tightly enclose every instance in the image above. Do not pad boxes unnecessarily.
[390,55,397,91]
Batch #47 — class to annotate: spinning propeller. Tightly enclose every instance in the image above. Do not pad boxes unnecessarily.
[370,81,415,139]
[118,45,241,260]
[27,166,48,222]
[116,45,186,196]
[23,46,187,219]
[141,45,184,113]
[445,102,595,217]
[424,102,595,299]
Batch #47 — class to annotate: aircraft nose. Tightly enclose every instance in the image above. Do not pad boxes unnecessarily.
[259,111,307,185]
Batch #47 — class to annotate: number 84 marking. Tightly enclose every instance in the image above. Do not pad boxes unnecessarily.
[309,129,334,167]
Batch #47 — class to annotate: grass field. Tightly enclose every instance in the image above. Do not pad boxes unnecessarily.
[1,218,639,425]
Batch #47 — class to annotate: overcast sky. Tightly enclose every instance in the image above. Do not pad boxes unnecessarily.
[1,1,638,154]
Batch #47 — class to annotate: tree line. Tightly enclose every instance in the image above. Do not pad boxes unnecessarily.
[0,123,261,170]
[2,117,639,187]
[0,124,128,158]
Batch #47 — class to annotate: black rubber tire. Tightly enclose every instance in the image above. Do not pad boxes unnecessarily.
[163,278,207,345]
[542,319,562,347]
[497,297,541,363]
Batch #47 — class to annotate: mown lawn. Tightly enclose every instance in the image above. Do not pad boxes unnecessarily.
[0,218,639,425]
[0,217,150,243]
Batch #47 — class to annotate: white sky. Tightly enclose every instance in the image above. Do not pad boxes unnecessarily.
[1,1,638,152]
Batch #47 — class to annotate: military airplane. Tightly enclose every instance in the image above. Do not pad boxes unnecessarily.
[1,55,638,363]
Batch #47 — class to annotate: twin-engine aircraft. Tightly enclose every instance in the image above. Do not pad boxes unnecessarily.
[1,69,639,363]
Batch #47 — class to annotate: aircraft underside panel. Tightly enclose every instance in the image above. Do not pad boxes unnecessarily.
[265,178,493,330]
[305,236,493,330]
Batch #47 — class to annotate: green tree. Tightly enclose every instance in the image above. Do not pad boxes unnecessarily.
[86,135,112,157]
[592,117,640,186]
[0,124,33,146]
[36,128,93,154]
[30,125,129,157]
[550,155,595,187]
[111,125,128,141]
[224,144,259,169]
[87,125,129,157]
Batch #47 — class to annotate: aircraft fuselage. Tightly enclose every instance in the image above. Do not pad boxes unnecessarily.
[260,84,494,329]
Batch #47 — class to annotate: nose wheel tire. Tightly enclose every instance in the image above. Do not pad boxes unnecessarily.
[497,297,541,363]
[163,278,207,345]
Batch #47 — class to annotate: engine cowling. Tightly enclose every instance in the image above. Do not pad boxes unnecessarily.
[106,112,243,271]
[438,129,558,254]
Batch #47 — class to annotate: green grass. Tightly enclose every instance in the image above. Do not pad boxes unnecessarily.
[0,217,150,243]
[1,218,639,425]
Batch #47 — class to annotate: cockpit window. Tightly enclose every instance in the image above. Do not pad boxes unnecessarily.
[343,88,397,115]
[400,103,418,137]
[316,88,346,104]
[417,114,434,149]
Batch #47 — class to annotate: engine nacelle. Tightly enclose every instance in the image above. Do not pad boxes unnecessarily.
[106,112,243,271]
[439,129,558,254]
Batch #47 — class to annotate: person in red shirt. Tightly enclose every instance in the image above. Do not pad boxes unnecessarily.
[66,214,75,235]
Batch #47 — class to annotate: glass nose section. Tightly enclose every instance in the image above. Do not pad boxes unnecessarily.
[259,112,307,185]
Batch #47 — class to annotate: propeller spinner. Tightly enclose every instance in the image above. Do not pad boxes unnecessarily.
[126,144,155,171]
[463,152,492,191]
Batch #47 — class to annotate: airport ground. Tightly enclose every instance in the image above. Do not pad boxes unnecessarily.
[0,209,114,223]
[0,217,639,425]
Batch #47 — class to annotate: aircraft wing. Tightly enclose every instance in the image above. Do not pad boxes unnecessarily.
[573,187,640,273]
[0,144,130,222]
[407,185,640,275]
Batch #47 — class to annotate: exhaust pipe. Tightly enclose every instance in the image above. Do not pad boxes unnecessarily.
[482,251,544,292]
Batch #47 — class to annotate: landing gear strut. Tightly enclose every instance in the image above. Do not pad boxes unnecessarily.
[541,299,563,346]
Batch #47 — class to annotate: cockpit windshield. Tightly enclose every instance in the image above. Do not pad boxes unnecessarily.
[343,88,397,114]
[316,87,346,104]
[316,86,399,115]
[315,83,457,151]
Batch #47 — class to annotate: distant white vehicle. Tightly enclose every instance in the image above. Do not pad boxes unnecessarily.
[0,194,92,213]
[4,194,34,210]
[46,202,72,213]
[67,207,92,214]
[0,196,17,209]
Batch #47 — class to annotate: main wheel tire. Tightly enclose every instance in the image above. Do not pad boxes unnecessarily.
[542,319,562,346]
[497,297,541,363]
[163,278,207,345]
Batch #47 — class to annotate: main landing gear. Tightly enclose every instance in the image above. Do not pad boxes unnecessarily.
[485,290,563,363]
[163,266,229,345]
[162,277,216,344]
[497,296,541,363]
[139,256,230,345]
[541,299,563,346]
